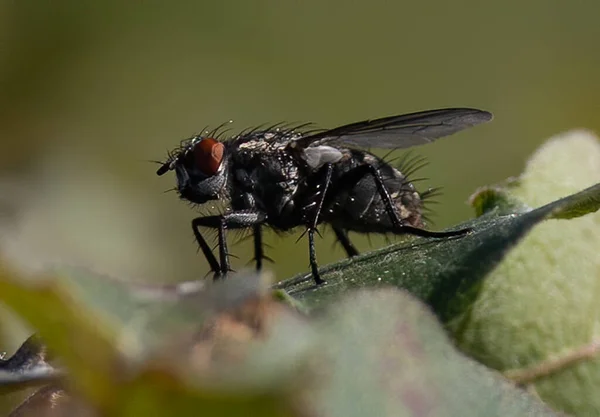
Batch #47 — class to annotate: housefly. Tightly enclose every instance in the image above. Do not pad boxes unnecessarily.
[157,108,492,285]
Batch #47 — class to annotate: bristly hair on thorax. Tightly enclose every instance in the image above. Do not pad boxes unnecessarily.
[159,120,326,169]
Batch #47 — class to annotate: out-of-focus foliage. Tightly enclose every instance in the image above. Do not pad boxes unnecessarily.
[0,269,560,417]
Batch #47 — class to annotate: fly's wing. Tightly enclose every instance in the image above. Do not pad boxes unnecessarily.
[293,108,492,149]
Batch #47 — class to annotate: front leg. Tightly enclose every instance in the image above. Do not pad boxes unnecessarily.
[192,211,267,280]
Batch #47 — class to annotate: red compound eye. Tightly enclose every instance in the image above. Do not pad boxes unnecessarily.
[192,138,225,176]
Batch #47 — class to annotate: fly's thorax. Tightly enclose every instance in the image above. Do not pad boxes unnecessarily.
[229,140,303,218]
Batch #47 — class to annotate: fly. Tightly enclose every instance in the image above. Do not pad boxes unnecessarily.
[157,108,493,285]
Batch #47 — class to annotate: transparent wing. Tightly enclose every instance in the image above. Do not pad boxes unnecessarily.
[294,108,493,149]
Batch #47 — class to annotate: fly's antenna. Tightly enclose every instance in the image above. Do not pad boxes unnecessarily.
[155,148,179,176]
[156,161,171,176]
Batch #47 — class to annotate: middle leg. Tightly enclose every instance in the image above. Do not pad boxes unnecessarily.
[302,163,334,285]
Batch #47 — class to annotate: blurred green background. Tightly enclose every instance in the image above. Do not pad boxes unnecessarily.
[1,0,599,285]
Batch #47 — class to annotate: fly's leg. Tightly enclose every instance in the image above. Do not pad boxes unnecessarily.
[252,224,267,271]
[389,224,471,238]
[249,224,274,271]
[332,226,359,257]
[302,163,334,285]
[192,211,267,280]
[339,164,471,238]
[308,228,322,284]
[369,163,471,237]
[191,218,221,276]
[191,216,232,279]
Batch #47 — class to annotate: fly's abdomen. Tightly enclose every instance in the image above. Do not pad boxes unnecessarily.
[325,152,425,233]
[385,176,424,228]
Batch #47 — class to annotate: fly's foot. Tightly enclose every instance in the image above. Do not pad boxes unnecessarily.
[212,268,236,281]
[313,275,326,286]
[309,258,326,286]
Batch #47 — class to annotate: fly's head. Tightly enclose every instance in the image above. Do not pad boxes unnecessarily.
[157,136,228,204]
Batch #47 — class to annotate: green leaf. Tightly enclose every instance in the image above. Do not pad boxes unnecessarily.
[309,289,559,417]
[449,130,600,416]
[469,185,531,216]
[275,182,600,320]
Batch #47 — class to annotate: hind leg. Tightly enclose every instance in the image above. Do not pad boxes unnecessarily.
[334,163,471,238]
